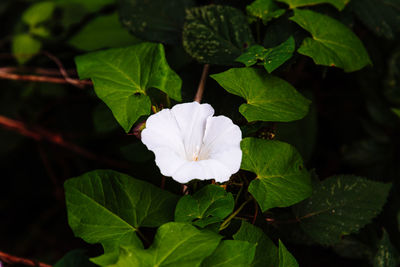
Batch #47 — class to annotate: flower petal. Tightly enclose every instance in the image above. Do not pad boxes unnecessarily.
[172,159,232,183]
[141,108,186,157]
[200,116,242,174]
[171,101,214,161]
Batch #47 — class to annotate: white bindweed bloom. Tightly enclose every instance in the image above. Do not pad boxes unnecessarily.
[141,101,242,184]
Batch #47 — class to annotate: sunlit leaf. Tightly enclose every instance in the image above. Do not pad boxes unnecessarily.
[64,170,179,261]
[110,222,222,267]
[201,240,256,267]
[290,9,371,72]
[236,36,295,73]
[276,0,349,10]
[241,138,312,211]
[211,68,310,122]
[175,185,234,228]
[75,43,182,132]
[233,221,278,267]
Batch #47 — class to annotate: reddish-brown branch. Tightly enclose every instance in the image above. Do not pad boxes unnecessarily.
[0,68,91,87]
[0,250,52,267]
[252,199,258,224]
[0,115,129,169]
[43,51,86,88]
[194,64,210,103]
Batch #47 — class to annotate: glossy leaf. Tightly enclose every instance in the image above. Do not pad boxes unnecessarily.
[69,13,140,51]
[201,240,256,267]
[247,0,286,24]
[233,221,278,267]
[75,43,182,132]
[110,222,222,267]
[22,1,55,27]
[373,230,400,267]
[211,68,310,122]
[175,184,234,228]
[241,138,312,211]
[276,0,349,10]
[64,170,179,253]
[119,0,194,44]
[278,240,299,267]
[236,36,295,73]
[290,9,371,72]
[12,34,41,64]
[294,175,391,245]
[183,5,254,65]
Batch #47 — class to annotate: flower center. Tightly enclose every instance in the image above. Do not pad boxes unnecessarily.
[188,144,209,162]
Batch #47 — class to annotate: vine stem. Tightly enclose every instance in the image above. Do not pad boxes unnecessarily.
[0,115,129,169]
[219,197,253,231]
[0,67,92,87]
[0,250,52,267]
[194,64,210,103]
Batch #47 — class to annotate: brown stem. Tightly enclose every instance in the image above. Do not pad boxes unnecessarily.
[252,199,258,224]
[0,115,129,169]
[0,250,52,267]
[194,64,210,103]
[0,68,91,87]
[43,51,85,88]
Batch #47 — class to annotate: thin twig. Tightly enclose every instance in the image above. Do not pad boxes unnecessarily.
[0,115,129,169]
[0,68,92,87]
[252,199,258,224]
[0,250,52,267]
[194,64,210,103]
[43,51,86,88]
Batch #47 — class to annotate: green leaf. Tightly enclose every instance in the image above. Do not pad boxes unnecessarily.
[22,1,55,27]
[64,170,179,253]
[75,43,182,132]
[391,108,400,119]
[119,0,194,44]
[278,240,299,267]
[276,91,317,162]
[69,13,140,51]
[373,230,400,267]
[56,0,115,13]
[201,240,256,267]
[276,0,349,10]
[54,250,96,267]
[233,221,278,267]
[241,138,312,212]
[350,0,400,39]
[175,185,234,228]
[12,34,41,64]
[211,68,310,122]
[111,222,222,267]
[294,175,391,245]
[236,36,295,73]
[246,0,286,24]
[290,9,371,72]
[183,5,254,65]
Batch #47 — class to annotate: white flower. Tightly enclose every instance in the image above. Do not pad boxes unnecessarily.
[141,101,242,183]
